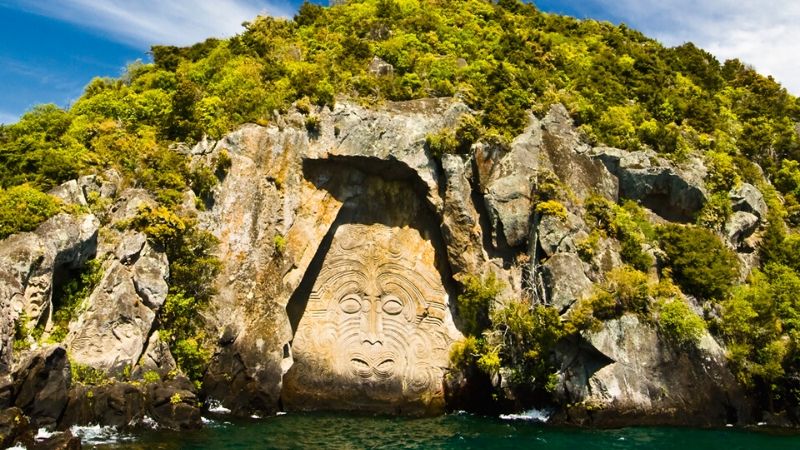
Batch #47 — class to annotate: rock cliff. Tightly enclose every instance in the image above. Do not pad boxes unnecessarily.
[0,98,766,429]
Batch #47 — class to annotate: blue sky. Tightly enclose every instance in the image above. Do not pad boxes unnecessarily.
[1,0,798,124]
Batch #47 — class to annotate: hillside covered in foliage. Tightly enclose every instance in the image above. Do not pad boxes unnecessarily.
[3,0,800,420]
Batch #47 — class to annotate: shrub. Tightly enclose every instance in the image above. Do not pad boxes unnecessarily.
[582,265,651,321]
[535,200,568,221]
[486,301,565,388]
[0,185,61,239]
[657,224,739,300]
[455,272,503,336]
[585,196,654,271]
[304,115,320,133]
[425,115,483,158]
[696,192,733,230]
[273,234,287,255]
[657,299,706,347]
[71,361,109,385]
[49,259,104,342]
[143,370,161,383]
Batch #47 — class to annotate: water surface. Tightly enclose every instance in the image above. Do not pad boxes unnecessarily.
[79,412,800,450]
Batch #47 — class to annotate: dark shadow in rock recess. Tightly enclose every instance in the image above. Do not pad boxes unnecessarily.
[287,157,458,336]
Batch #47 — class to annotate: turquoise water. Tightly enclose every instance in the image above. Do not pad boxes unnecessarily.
[82,412,800,450]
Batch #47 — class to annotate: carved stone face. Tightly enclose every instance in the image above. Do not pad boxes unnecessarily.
[283,223,458,412]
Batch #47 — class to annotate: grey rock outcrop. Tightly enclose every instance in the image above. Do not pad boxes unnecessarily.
[65,233,168,373]
[725,211,760,247]
[541,253,593,313]
[590,147,707,222]
[730,183,768,219]
[4,346,71,428]
[0,213,99,369]
[60,377,201,430]
[476,105,616,249]
[368,56,394,76]
[554,314,748,426]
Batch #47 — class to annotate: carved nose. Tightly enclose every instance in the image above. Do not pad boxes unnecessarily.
[362,295,383,345]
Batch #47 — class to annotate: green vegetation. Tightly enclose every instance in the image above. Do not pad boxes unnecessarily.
[48,259,105,342]
[535,200,568,221]
[657,224,739,300]
[71,360,109,385]
[450,274,565,400]
[454,273,503,336]
[143,370,162,383]
[0,184,62,239]
[585,196,654,271]
[128,206,221,385]
[657,297,707,348]
[717,263,800,410]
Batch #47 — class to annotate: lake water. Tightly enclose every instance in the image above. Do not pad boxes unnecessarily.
[73,411,800,450]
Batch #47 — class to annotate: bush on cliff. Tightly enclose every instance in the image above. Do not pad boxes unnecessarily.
[0,184,62,239]
[718,263,800,410]
[128,205,221,384]
[657,224,739,300]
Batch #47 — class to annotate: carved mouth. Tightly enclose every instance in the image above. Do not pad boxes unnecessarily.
[349,354,397,379]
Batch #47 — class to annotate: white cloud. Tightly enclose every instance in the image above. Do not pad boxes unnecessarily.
[0,111,19,125]
[6,0,296,47]
[582,0,800,94]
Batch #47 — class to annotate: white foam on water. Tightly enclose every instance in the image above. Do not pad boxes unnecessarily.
[7,445,27,450]
[35,428,56,440]
[135,415,159,429]
[499,408,551,423]
[207,398,232,414]
[250,414,262,419]
[276,411,287,416]
[70,424,135,445]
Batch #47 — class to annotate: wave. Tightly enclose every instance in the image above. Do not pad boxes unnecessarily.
[499,408,551,423]
[70,424,135,446]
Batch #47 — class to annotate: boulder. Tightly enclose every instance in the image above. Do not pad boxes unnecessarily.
[49,180,87,207]
[60,378,200,431]
[9,346,71,428]
[553,314,750,427]
[32,429,82,450]
[0,407,34,448]
[367,56,394,76]
[590,146,707,222]
[725,211,760,247]
[730,183,768,220]
[145,378,202,430]
[61,383,146,429]
[541,253,593,313]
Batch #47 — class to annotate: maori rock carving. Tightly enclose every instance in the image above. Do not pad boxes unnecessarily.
[283,223,459,413]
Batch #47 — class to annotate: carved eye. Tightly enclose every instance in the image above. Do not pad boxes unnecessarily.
[382,297,403,315]
[339,295,362,314]
[376,359,395,372]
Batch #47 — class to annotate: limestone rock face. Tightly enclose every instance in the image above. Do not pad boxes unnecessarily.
[201,99,471,416]
[730,183,768,219]
[541,253,593,314]
[282,224,460,415]
[65,233,168,373]
[0,99,762,427]
[476,105,616,249]
[554,314,749,426]
[0,213,99,370]
[590,146,707,222]
[7,346,71,428]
